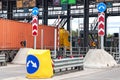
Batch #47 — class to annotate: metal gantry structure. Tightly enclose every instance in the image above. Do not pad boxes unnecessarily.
[1,0,120,47]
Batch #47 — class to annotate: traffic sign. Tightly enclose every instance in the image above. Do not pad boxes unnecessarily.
[61,0,76,4]
[26,55,39,74]
[68,0,76,4]
[32,16,38,36]
[32,7,39,15]
[98,12,105,36]
[61,0,68,4]
[97,2,106,12]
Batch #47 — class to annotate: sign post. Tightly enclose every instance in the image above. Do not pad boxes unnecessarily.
[119,27,120,59]
[32,7,39,49]
[97,2,106,49]
[98,13,105,49]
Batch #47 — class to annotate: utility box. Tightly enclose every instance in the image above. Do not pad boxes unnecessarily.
[26,49,53,79]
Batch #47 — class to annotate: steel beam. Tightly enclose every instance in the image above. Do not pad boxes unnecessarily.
[42,0,48,25]
[104,9,108,47]
[83,0,89,47]
[7,0,13,19]
[67,5,71,32]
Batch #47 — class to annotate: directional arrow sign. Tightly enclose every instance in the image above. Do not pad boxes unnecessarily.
[32,7,39,16]
[27,60,37,68]
[98,29,104,36]
[98,12,105,36]
[32,16,38,36]
[98,13,105,22]
[32,24,38,36]
[98,23,104,29]
[26,55,39,74]
[97,2,106,12]
[32,16,38,23]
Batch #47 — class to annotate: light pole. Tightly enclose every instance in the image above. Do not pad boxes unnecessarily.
[70,16,73,56]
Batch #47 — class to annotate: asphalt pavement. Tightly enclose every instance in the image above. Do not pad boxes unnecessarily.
[0,63,120,80]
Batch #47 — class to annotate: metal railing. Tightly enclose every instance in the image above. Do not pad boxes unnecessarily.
[43,45,120,63]
[53,57,84,73]
[0,53,7,66]
[104,47,120,62]
[45,46,89,58]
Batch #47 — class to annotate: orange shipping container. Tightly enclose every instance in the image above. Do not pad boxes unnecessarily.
[0,19,58,50]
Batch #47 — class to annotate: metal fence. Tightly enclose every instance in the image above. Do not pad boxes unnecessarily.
[104,47,120,62]
[49,46,120,63]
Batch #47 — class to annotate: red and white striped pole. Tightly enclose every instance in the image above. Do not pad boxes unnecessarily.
[32,16,38,49]
[98,12,105,49]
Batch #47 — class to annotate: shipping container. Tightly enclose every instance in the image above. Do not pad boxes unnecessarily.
[0,19,58,61]
[0,19,58,50]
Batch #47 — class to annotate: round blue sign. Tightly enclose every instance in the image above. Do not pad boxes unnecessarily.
[97,2,106,12]
[26,55,39,74]
[32,7,39,15]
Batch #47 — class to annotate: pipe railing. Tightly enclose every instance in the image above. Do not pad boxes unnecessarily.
[44,46,120,62]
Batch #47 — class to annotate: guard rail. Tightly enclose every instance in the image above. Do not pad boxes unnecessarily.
[53,57,84,73]
[0,54,7,66]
